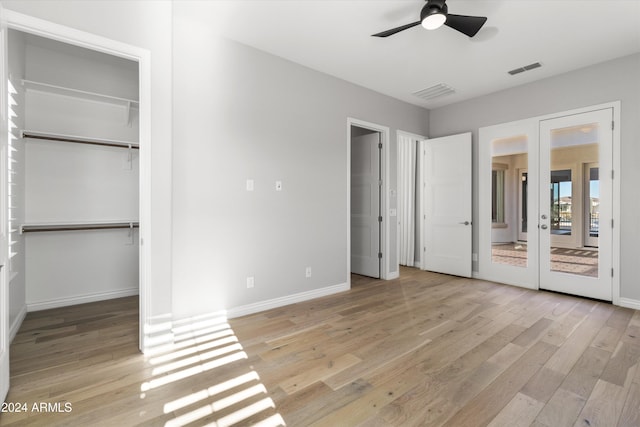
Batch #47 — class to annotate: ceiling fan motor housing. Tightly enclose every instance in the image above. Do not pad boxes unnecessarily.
[421,0,448,22]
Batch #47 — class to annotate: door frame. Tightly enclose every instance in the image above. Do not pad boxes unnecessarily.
[347,118,392,284]
[1,10,152,351]
[477,101,621,304]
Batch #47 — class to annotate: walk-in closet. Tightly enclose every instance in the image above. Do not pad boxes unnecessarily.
[6,29,140,335]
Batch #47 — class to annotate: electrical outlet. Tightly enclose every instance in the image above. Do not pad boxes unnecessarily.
[305,267,312,278]
[246,276,254,288]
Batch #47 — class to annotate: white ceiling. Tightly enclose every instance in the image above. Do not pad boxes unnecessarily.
[207,0,640,109]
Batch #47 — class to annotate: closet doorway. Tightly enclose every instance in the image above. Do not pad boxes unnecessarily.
[5,31,141,339]
[479,103,619,302]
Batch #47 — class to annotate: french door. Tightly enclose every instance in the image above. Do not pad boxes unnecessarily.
[539,108,613,300]
[479,106,614,301]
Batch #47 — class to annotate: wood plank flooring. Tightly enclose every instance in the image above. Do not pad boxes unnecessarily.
[1,267,639,426]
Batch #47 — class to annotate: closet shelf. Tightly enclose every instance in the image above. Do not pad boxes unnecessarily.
[21,221,139,234]
[22,130,139,150]
[21,79,139,108]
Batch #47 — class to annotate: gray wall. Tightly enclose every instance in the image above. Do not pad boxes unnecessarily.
[429,53,640,301]
[171,4,429,319]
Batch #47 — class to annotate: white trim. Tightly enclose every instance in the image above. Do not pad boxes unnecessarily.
[3,10,152,351]
[8,304,26,343]
[347,118,392,280]
[27,287,139,312]
[618,298,640,311]
[387,271,400,280]
[611,103,621,306]
[227,282,349,319]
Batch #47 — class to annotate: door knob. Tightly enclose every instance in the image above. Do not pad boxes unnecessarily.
[459,221,470,225]
[541,224,548,230]
[541,214,548,220]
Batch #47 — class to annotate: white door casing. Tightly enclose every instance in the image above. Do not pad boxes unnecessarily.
[422,133,472,278]
[351,132,381,278]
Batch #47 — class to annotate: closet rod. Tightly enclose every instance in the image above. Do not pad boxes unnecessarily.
[21,222,139,233]
[22,131,139,150]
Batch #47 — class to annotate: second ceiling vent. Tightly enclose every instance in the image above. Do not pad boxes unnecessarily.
[508,62,542,75]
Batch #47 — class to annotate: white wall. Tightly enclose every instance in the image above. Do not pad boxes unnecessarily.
[1,0,173,319]
[171,3,429,319]
[429,53,640,302]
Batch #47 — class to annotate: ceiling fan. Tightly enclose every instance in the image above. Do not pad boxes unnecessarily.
[372,0,487,38]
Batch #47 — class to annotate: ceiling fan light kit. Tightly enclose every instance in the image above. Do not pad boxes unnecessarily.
[372,0,487,38]
[421,3,447,30]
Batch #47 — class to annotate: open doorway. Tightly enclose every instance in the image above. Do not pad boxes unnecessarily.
[347,118,392,281]
[5,28,141,344]
[350,125,382,279]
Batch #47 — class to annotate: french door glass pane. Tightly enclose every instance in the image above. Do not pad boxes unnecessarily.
[548,124,598,277]
[491,135,528,267]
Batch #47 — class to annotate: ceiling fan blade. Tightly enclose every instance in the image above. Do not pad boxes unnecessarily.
[372,21,421,37]
[445,14,487,37]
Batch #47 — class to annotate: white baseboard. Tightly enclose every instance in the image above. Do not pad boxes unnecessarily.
[618,297,640,311]
[27,287,139,312]
[227,282,350,319]
[386,271,399,280]
[9,304,27,343]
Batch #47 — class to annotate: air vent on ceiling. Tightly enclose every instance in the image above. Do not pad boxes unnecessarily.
[413,83,456,101]
[508,62,542,75]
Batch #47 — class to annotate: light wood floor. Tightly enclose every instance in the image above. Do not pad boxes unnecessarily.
[2,267,640,426]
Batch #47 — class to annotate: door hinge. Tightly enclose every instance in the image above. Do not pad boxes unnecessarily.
[611,170,614,180]
[378,180,383,187]
[611,219,614,228]
[378,252,382,259]
[611,121,614,131]
[378,216,383,222]
[378,142,383,149]
[611,268,614,277]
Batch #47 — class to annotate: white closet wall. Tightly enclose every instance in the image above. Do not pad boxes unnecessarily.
[16,33,140,310]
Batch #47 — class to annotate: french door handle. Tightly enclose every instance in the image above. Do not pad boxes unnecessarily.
[541,224,548,230]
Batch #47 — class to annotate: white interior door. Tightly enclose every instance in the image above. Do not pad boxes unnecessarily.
[422,133,472,277]
[351,132,381,278]
[0,5,10,402]
[539,108,613,300]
